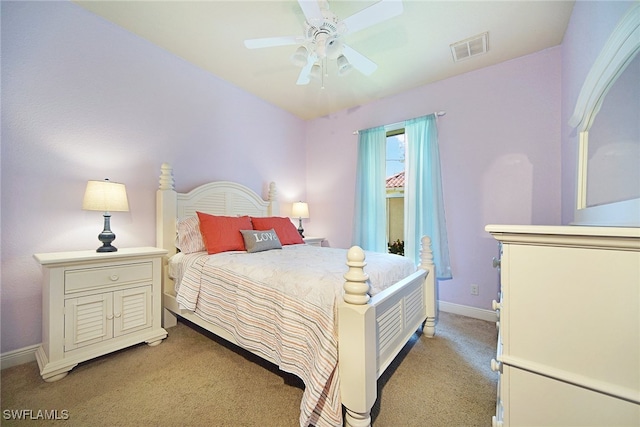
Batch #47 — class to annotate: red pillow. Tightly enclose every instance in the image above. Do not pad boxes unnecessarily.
[196,212,253,254]
[251,216,304,245]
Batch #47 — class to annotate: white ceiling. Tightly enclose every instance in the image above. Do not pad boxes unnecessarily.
[74,0,575,120]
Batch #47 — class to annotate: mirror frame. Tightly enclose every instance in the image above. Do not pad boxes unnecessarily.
[569,5,639,226]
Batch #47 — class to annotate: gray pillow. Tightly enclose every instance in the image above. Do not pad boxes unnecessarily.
[240,229,282,253]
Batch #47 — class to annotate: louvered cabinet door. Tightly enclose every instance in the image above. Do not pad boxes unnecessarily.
[113,285,152,337]
[64,293,113,351]
[64,285,153,352]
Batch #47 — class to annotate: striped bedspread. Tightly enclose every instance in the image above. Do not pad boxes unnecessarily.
[174,245,416,427]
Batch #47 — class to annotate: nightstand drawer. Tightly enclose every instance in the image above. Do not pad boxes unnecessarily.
[65,262,152,294]
[303,237,324,247]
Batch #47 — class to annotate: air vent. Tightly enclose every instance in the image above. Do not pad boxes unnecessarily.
[450,32,489,62]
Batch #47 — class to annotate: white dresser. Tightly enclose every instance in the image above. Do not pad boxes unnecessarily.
[485,225,640,426]
[34,247,168,382]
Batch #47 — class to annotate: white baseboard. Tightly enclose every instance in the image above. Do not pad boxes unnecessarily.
[438,301,497,323]
[1,344,39,370]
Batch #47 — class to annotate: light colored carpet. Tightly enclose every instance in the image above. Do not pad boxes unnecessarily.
[1,311,497,426]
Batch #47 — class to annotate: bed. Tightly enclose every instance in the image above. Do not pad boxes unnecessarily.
[156,163,437,427]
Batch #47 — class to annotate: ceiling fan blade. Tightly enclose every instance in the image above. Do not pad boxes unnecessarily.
[343,44,377,76]
[296,54,317,85]
[343,0,403,35]
[244,36,301,49]
[298,0,324,25]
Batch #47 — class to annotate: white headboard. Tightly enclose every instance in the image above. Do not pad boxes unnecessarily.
[156,163,279,257]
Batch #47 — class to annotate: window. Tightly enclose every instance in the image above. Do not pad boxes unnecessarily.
[386,129,405,254]
[354,114,451,279]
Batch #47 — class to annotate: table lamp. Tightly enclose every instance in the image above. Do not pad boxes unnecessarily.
[82,179,129,252]
[291,201,309,238]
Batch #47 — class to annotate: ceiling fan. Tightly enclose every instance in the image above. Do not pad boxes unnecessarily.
[244,0,403,85]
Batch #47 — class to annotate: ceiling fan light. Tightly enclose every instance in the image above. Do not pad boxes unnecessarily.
[310,64,322,80]
[337,55,353,76]
[290,46,309,67]
[325,37,343,60]
[315,33,328,58]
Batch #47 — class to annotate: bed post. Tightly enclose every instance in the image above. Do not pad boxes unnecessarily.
[338,247,376,427]
[267,182,279,216]
[420,236,437,338]
[156,163,178,328]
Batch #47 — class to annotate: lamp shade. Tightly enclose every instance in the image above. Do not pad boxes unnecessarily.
[291,202,309,219]
[82,179,129,212]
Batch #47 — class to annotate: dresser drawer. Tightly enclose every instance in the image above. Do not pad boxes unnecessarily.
[65,262,152,294]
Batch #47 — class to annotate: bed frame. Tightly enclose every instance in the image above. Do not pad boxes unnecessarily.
[155,163,437,427]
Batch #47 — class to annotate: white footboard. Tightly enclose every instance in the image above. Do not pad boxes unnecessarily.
[338,237,436,427]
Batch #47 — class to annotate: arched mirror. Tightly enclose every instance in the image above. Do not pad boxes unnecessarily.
[569,5,640,226]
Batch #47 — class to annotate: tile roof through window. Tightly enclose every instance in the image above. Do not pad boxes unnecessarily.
[386,171,405,188]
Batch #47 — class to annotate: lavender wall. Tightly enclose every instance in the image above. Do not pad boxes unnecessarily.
[1,2,306,353]
[560,1,637,224]
[304,47,563,311]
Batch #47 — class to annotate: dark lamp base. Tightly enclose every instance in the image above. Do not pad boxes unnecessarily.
[96,213,118,252]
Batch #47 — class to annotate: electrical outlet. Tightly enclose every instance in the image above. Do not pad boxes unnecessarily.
[470,284,479,296]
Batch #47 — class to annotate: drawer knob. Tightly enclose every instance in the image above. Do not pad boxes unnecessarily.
[490,358,502,373]
[110,274,119,281]
[492,257,501,268]
[107,314,114,320]
[114,312,121,318]
[492,299,501,311]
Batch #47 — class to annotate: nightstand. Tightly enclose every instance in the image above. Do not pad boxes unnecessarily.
[33,247,168,382]
[303,237,325,247]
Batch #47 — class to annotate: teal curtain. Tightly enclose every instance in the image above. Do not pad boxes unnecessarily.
[353,126,387,252]
[405,114,452,280]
